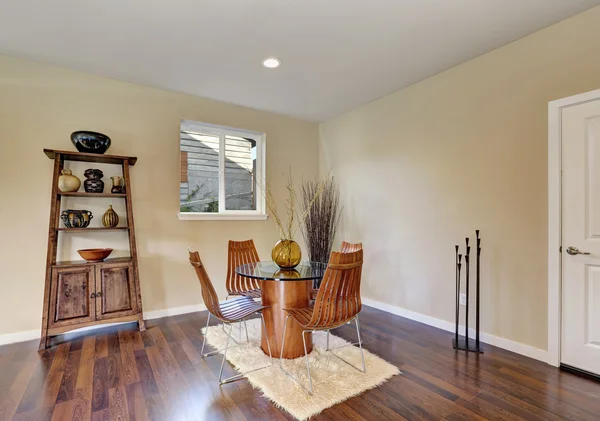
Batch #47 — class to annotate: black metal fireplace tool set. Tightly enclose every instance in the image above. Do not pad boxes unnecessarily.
[453,230,483,353]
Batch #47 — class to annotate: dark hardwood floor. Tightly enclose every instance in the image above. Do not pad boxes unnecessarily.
[0,306,599,420]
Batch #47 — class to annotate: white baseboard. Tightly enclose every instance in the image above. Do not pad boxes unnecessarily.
[144,304,206,320]
[362,297,548,363]
[0,303,208,346]
[2,299,548,363]
[0,329,40,346]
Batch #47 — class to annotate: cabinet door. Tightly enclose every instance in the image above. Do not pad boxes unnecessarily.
[49,266,95,328]
[95,263,137,320]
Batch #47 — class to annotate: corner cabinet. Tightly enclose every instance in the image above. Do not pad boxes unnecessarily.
[40,149,145,350]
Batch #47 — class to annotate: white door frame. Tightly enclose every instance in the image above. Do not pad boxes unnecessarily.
[548,88,600,367]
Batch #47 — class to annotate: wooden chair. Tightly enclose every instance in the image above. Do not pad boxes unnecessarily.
[311,241,363,300]
[340,241,363,253]
[189,249,273,384]
[281,248,364,395]
[226,240,262,299]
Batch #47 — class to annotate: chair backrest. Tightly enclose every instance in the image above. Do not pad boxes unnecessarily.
[189,249,223,319]
[226,240,261,295]
[308,249,363,329]
[340,241,363,253]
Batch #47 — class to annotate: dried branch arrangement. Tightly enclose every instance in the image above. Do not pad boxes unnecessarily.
[299,176,342,263]
[262,168,325,240]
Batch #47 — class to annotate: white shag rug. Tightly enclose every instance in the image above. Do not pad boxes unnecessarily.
[202,318,400,420]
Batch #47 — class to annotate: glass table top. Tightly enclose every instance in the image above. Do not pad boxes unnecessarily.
[235,261,327,281]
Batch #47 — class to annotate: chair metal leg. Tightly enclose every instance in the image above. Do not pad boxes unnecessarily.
[244,320,250,343]
[210,313,275,385]
[278,315,367,395]
[260,313,273,363]
[355,315,366,372]
[201,314,244,358]
[223,323,244,345]
[218,323,234,383]
[327,316,366,373]
[302,330,313,395]
[200,312,211,356]
[279,315,313,395]
[279,314,290,361]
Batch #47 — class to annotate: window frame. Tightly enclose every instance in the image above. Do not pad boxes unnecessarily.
[177,120,267,221]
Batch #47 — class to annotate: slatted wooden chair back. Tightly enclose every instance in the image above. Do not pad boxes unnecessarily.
[312,241,363,291]
[340,241,363,253]
[308,249,363,329]
[226,240,261,295]
[189,250,224,320]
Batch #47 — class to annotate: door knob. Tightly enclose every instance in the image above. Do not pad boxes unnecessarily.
[566,246,591,256]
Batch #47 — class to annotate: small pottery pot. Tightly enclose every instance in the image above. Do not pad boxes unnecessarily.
[110,176,125,194]
[272,239,302,269]
[77,248,113,262]
[58,169,81,192]
[84,169,104,193]
[61,210,93,228]
[71,131,111,154]
[102,205,119,228]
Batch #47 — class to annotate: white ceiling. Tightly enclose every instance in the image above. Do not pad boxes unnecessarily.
[1,0,599,121]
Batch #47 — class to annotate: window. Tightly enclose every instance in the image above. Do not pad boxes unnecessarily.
[178,120,266,220]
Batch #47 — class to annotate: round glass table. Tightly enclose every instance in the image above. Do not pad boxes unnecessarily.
[236,261,327,359]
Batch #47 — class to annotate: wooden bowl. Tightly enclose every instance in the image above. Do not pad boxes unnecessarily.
[77,248,113,262]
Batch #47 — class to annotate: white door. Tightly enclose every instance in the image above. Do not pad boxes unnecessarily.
[561,96,600,375]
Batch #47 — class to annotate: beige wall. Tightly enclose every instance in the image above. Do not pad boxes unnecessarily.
[319,6,600,350]
[0,55,318,337]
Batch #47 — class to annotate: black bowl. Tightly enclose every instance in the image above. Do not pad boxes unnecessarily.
[71,131,111,154]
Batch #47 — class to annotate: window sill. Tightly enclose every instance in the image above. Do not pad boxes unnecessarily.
[177,213,268,221]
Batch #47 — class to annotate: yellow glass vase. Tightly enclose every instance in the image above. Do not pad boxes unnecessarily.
[272,239,302,269]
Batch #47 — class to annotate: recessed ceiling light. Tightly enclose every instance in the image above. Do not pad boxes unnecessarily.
[262,57,280,69]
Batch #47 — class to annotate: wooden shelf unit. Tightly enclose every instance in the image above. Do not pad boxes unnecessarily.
[56,227,129,232]
[54,257,132,267]
[44,148,137,165]
[40,149,145,351]
[58,191,128,198]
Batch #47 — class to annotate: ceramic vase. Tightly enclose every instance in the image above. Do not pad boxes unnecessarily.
[61,210,93,228]
[272,239,302,269]
[58,169,81,192]
[84,169,104,193]
[102,205,119,227]
[110,176,125,193]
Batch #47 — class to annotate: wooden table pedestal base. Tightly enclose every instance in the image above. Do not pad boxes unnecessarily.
[261,279,313,359]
